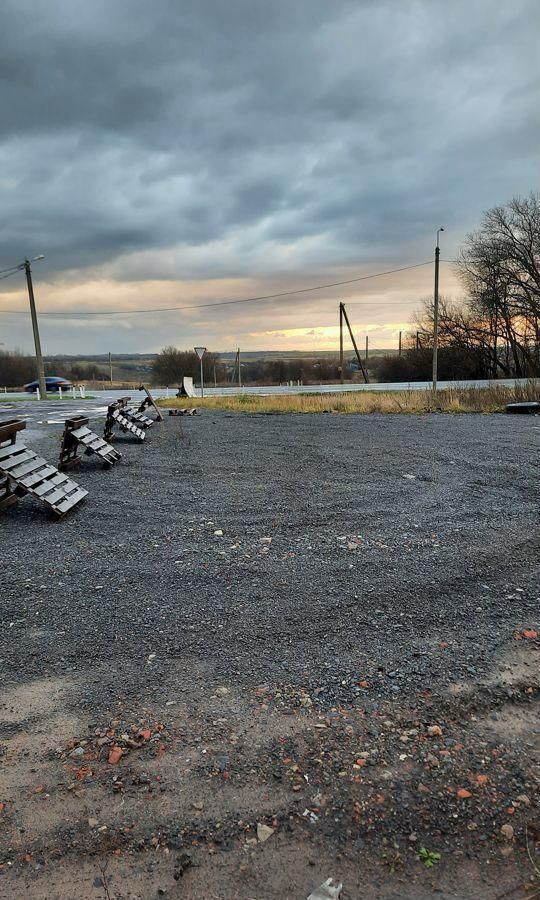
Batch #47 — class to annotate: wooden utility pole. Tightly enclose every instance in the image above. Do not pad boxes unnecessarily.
[339,302,344,384]
[341,304,369,384]
[365,335,369,362]
[24,258,47,400]
[432,227,444,391]
[237,348,242,388]
[108,352,113,383]
[398,331,402,357]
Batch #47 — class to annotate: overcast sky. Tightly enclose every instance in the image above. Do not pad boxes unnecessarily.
[0,0,537,355]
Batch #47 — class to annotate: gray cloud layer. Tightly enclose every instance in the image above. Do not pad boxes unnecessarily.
[0,0,537,351]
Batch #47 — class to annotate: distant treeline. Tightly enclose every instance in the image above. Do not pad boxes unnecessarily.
[0,351,108,387]
[150,346,362,385]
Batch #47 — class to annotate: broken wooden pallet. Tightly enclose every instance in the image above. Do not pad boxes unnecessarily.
[0,419,88,517]
[168,408,197,416]
[59,416,122,471]
[138,384,164,421]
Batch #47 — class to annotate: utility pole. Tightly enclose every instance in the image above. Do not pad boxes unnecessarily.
[213,362,217,388]
[365,335,369,363]
[339,302,344,385]
[24,258,47,400]
[108,351,113,383]
[398,331,402,357]
[237,348,242,388]
[341,304,369,384]
[432,227,444,391]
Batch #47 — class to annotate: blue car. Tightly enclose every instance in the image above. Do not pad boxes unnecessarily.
[24,376,72,392]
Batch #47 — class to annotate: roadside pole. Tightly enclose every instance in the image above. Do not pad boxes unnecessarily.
[341,304,369,384]
[339,302,344,385]
[24,258,47,400]
[432,227,444,391]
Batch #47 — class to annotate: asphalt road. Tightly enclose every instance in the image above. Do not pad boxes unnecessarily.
[2,375,536,403]
[0,409,538,899]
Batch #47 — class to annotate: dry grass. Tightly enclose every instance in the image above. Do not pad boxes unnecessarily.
[157,382,539,415]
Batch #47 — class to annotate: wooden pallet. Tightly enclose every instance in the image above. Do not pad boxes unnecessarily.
[113,409,145,440]
[0,419,87,517]
[59,416,121,471]
[104,398,145,442]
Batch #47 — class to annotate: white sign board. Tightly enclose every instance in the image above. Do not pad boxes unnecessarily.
[194,346,206,360]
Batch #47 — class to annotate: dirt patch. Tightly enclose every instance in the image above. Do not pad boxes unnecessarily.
[0,656,538,899]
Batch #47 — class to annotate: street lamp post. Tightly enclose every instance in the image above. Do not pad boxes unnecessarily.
[24,257,47,400]
[432,228,444,391]
[194,346,207,398]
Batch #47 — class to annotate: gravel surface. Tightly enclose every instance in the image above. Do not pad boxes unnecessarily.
[0,406,538,899]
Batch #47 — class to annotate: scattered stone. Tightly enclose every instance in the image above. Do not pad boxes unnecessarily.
[427,725,443,737]
[108,746,123,765]
[307,877,342,900]
[257,823,275,843]
[68,747,85,760]
[173,850,193,880]
[500,824,514,840]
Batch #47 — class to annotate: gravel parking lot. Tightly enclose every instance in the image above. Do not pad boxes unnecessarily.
[0,406,538,899]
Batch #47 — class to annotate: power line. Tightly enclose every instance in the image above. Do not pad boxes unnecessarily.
[0,269,21,282]
[0,260,434,317]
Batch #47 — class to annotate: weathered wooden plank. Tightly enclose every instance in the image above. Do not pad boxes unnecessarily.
[0,419,26,443]
[0,442,26,461]
[20,464,57,487]
[42,484,76,506]
[97,446,120,460]
[9,456,49,480]
[87,437,107,450]
[0,449,36,471]
[53,487,88,515]
[33,473,69,497]
[72,426,92,440]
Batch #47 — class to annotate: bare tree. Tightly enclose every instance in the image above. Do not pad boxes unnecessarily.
[457,194,540,376]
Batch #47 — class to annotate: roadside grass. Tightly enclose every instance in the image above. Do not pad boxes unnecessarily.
[157,383,539,415]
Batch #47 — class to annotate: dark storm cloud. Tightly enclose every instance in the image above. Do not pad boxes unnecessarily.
[0,0,537,281]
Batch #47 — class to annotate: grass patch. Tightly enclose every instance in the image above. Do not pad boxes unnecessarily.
[157,383,539,415]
